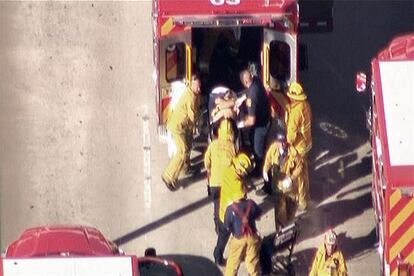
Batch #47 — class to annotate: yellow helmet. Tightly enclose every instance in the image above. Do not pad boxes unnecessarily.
[232,153,255,176]
[287,82,307,101]
[218,119,234,141]
[324,229,337,246]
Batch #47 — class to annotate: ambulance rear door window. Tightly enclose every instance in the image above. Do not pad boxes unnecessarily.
[166,42,186,82]
[269,41,291,82]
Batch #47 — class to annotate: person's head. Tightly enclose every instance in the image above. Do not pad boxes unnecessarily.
[269,77,281,91]
[287,82,307,101]
[217,119,234,141]
[223,89,233,100]
[232,152,255,177]
[190,74,202,95]
[240,70,253,89]
[274,132,286,148]
[324,229,338,256]
[248,62,260,77]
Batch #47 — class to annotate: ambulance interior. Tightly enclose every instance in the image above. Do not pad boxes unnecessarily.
[165,26,292,96]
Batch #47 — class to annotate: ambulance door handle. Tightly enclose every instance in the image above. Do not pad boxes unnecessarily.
[185,44,192,84]
[263,44,270,85]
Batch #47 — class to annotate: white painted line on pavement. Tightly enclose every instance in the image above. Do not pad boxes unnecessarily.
[142,107,151,209]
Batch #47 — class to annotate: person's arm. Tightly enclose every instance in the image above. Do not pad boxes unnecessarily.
[187,91,197,124]
[204,144,212,175]
[337,251,348,276]
[290,155,304,181]
[216,98,235,110]
[309,247,322,276]
[286,106,301,146]
[224,204,233,231]
[263,144,275,181]
[238,88,257,128]
[243,115,256,128]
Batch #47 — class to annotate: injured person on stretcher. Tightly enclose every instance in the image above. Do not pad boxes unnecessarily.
[208,86,247,140]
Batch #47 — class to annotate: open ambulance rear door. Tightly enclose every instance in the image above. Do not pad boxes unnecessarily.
[263,27,297,112]
[157,31,192,127]
[153,0,192,133]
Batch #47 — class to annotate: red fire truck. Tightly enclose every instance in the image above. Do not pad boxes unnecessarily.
[152,0,301,132]
[356,33,414,276]
[0,225,182,276]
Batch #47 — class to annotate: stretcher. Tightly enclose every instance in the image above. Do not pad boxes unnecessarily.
[271,223,298,275]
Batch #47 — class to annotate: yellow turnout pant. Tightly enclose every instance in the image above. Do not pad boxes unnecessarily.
[297,155,309,209]
[162,131,189,182]
[224,235,261,276]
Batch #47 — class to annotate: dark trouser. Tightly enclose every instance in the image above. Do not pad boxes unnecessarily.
[262,180,272,195]
[273,191,297,233]
[264,167,281,194]
[214,221,230,263]
[210,186,221,234]
[249,125,269,175]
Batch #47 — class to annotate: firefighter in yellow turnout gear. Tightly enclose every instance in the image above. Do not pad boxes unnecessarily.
[262,133,287,187]
[262,131,305,230]
[224,197,262,276]
[285,82,312,210]
[162,75,201,191]
[262,132,293,231]
[310,229,348,276]
[277,146,307,225]
[214,153,254,267]
[204,119,237,233]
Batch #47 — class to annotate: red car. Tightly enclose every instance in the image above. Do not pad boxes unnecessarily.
[1,225,183,276]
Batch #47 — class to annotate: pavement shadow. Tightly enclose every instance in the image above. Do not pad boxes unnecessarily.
[112,176,265,247]
[113,196,212,246]
[260,231,315,276]
[160,254,223,276]
[296,190,372,243]
[309,147,372,204]
[338,227,377,260]
[179,170,207,189]
[289,248,317,276]
[336,182,371,200]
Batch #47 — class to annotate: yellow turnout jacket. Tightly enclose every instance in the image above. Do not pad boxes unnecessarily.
[219,166,246,223]
[286,100,312,155]
[167,86,198,134]
[309,245,348,276]
[204,139,236,188]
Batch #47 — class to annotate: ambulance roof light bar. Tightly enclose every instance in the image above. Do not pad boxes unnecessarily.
[172,13,289,27]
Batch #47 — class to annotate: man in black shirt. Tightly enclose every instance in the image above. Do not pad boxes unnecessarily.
[238,70,271,177]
